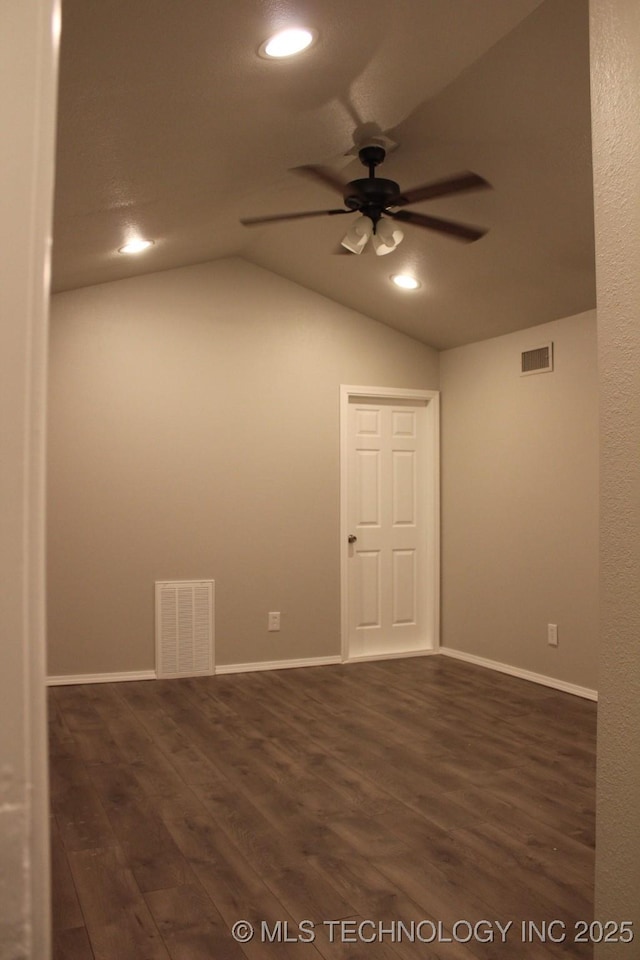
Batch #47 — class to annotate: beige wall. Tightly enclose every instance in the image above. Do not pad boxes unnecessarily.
[590,0,640,943]
[0,0,57,956]
[440,310,598,690]
[49,264,601,692]
[48,257,439,676]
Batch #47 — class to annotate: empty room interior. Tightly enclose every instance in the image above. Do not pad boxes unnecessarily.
[24,0,635,957]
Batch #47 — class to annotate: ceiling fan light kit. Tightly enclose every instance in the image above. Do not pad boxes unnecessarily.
[372,218,404,256]
[240,144,491,264]
[340,215,372,254]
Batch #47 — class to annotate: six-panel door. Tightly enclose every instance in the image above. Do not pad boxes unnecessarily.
[347,397,431,658]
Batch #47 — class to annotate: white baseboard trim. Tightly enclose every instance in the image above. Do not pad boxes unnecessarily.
[47,658,343,684]
[215,655,342,676]
[47,670,157,687]
[439,647,598,701]
[345,648,438,665]
[46,649,596,700]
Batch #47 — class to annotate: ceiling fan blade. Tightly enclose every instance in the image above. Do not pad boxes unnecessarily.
[240,208,351,226]
[292,164,348,195]
[394,171,491,207]
[388,209,487,242]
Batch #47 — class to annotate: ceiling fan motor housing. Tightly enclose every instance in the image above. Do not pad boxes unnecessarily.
[344,144,400,225]
[344,177,401,210]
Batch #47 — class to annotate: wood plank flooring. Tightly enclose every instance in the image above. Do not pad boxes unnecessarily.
[49,656,597,959]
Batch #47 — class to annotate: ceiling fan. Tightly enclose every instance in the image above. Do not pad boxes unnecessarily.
[240,144,491,255]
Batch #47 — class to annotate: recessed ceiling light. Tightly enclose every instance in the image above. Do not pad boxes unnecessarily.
[118,238,154,255]
[391,274,421,290]
[259,27,316,59]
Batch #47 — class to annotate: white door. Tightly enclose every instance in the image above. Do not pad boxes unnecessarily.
[341,387,439,661]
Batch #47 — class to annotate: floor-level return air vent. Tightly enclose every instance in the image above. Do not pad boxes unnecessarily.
[155,580,214,678]
[521,342,553,375]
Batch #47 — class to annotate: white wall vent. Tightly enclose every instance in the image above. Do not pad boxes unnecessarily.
[155,580,214,678]
[521,342,553,376]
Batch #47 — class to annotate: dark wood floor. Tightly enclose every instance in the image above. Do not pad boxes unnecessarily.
[49,656,596,960]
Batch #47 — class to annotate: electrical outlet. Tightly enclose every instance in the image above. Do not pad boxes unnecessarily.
[547,623,558,646]
[268,611,280,632]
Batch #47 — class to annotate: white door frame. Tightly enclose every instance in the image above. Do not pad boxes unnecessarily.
[1,0,60,955]
[340,385,440,663]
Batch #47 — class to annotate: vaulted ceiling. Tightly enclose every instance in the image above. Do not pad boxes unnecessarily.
[53,0,595,349]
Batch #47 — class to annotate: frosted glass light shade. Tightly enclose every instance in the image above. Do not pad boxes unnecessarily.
[373,219,403,256]
[341,216,373,254]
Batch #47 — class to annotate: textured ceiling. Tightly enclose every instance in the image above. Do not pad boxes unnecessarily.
[53,0,595,349]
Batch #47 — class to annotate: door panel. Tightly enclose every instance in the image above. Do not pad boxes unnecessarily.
[356,449,381,526]
[392,450,416,525]
[392,549,417,625]
[356,552,381,628]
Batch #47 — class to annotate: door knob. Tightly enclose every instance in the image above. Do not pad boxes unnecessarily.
[348,534,357,543]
